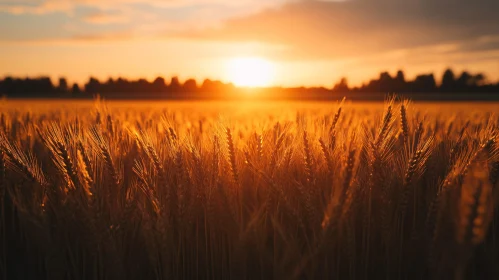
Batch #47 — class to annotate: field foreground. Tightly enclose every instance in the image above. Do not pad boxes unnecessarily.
[0,99,498,279]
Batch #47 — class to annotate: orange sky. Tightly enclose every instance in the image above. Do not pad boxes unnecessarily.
[1,0,499,87]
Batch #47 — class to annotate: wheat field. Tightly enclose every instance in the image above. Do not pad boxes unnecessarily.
[0,98,498,280]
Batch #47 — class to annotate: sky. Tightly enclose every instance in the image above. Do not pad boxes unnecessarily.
[1,0,499,87]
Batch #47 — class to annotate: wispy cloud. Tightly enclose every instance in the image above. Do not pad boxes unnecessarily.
[82,11,129,24]
[175,0,499,60]
[3,0,499,59]
[0,0,73,14]
[0,0,290,15]
[0,0,293,40]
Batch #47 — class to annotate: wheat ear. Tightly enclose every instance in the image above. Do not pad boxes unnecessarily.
[225,128,238,184]
[400,103,409,142]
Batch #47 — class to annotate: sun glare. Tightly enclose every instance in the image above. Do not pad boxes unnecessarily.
[228,57,274,87]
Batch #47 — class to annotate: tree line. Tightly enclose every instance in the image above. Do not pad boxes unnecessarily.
[0,76,236,98]
[0,68,498,99]
[334,69,497,93]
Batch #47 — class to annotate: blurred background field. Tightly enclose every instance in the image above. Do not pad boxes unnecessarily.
[2,99,499,118]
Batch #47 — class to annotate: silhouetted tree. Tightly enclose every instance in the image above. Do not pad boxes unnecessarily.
[362,71,394,93]
[441,69,456,92]
[152,77,166,92]
[169,77,181,92]
[333,77,349,92]
[183,79,198,92]
[411,74,437,92]
[201,79,215,92]
[85,77,101,94]
[1,77,56,96]
[396,70,405,83]
[136,79,150,93]
[379,72,392,82]
[103,78,116,93]
[58,78,68,93]
[459,72,471,83]
[393,70,407,92]
[71,83,81,94]
[472,74,486,86]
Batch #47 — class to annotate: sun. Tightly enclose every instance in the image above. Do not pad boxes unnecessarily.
[227,57,274,87]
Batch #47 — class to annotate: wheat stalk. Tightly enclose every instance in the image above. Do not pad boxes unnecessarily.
[303,131,313,184]
[400,103,409,143]
[225,128,238,184]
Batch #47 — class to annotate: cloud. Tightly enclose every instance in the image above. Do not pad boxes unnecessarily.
[0,0,292,38]
[0,0,73,14]
[0,31,135,45]
[82,11,129,24]
[69,31,134,41]
[456,36,499,53]
[0,0,290,15]
[3,0,498,59]
[175,0,499,60]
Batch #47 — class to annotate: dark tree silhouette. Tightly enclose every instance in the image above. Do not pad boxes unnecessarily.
[396,70,405,83]
[411,74,437,92]
[472,74,486,87]
[71,83,81,95]
[152,77,166,92]
[58,78,68,93]
[362,71,394,93]
[85,77,101,94]
[183,79,198,92]
[457,71,472,87]
[441,69,456,92]
[332,77,349,92]
[169,77,181,92]
[0,76,54,97]
[393,70,407,92]
[0,67,498,99]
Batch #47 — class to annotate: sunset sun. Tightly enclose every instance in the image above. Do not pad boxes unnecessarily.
[228,57,275,87]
